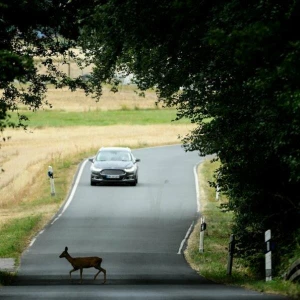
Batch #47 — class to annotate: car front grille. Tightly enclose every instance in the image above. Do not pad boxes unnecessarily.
[101,169,125,176]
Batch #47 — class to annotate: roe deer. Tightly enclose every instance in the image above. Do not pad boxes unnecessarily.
[59,246,106,284]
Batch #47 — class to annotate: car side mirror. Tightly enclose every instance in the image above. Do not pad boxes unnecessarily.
[88,157,95,162]
[135,158,140,162]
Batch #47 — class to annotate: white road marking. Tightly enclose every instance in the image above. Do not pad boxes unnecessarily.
[29,229,44,247]
[51,159,88,224]
[177,160,202,254]
[178,221,194,254]
[50,213,62,225]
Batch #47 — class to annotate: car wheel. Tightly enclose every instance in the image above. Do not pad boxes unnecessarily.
[130,177,138,186]
[91,179,96,186]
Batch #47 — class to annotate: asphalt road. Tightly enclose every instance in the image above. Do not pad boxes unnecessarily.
[0,145,289,299]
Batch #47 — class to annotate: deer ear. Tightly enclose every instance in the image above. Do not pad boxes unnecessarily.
[65,247,68,251]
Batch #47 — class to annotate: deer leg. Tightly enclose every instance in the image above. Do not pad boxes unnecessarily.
[94,266,106,284]
[94,269,101,280]
[80,268,83,284]
[69,268,78,281]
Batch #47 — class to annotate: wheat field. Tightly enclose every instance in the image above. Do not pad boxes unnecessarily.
[40,85,163,112]
[0,86,195,224]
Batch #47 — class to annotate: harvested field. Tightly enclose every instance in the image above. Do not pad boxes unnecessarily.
[0,87,195,224]
[42,85,162,112]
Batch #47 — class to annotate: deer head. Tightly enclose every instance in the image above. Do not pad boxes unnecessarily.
[59,246,69,258]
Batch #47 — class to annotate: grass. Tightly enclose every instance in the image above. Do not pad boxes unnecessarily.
[9,108,189,128]
[184,159,300,299]
[0,214,43,285]
[0,216,42,259]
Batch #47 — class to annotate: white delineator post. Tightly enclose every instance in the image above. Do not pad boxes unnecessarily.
[216,184,220,201]
[48,166,55,196]
[199,217,206,253]
[216,171,221,201]
[265,229,272,281]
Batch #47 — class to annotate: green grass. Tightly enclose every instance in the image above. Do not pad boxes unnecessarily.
[0,216,42,259]
[185,159,300,299]
[10,109,189,127]
[0,216,42,285]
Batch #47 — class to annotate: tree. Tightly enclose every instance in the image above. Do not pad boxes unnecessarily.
[77,0,300,275]
[0,0,99,135]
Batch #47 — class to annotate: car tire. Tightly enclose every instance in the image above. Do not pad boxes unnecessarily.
[130,177,138,186]
[91,179,96,186]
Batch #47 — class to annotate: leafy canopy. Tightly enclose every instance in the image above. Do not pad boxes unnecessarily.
[1,0,300,276]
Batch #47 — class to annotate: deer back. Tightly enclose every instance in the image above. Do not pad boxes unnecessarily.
[72,256,102,268]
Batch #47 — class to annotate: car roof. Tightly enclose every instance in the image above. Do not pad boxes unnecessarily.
[98,147,131,152]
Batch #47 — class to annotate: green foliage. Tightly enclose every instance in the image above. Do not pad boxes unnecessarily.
[0,0,99,132]
[77,0,300,277]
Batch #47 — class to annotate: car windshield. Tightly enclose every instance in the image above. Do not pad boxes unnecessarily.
[96,151,131,162]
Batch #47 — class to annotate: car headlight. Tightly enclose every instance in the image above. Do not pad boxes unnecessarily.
[124,165,135,172]
[91,165,102,172]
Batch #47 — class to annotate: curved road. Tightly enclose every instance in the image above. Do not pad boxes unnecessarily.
[0,145,288,299]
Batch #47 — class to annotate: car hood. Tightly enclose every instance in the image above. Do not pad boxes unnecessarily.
[92,161,134,169]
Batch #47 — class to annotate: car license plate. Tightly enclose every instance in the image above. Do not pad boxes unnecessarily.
[107,175,120,179]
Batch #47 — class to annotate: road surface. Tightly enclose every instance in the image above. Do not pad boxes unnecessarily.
[0,145,288,299]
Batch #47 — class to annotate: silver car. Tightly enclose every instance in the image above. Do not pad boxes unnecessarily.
[89,147,140,186]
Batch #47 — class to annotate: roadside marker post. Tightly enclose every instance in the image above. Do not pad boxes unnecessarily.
[216,185,220,201]
[199,217,207,253]
[227,234,235,275]
[265,229,272,281]
[48,166,55,196]
[216,171,221,201]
